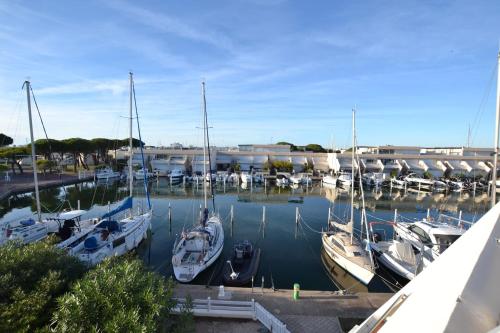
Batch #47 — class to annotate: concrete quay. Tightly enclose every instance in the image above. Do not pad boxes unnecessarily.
[174,284,392,332]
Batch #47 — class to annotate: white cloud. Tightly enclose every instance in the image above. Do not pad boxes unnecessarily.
[105,0,235,52]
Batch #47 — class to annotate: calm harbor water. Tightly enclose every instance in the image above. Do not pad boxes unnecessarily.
[0,179,489,292]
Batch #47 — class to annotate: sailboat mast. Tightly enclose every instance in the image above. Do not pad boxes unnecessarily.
[25,80,42,223]
[492,52,500,208]
[202,81,208,209]
[350,108,355,245]
[129,72,134,198]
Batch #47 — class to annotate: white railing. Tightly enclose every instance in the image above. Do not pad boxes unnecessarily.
[255,302,289,333]
[438,213,474,230]
[173,297,289,333]
[78,170,95,180]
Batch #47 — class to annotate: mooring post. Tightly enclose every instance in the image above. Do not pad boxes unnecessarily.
[199,204,202,220]
[296,207,299,225]
[230,205,234,224]
[251,276,254,293]
[262,206,266,224]
[327,207,331,227]
[394,208,398,223]
[261,276,264,294]
[426,208,430,220]
[77,200,80,210]
[458,210,462,228]
[168,202,172,224]
[473,182,476,198]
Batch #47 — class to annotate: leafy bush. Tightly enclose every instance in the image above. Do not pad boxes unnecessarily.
[0,239,87,333]
[271,160,293,172]
[422,171,433,179]
[36,159,57,173]
[52,258,176,332]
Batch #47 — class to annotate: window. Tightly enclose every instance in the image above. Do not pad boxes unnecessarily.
[409,225,432,246]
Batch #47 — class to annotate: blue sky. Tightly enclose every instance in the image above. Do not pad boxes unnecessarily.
[1,0,499,148]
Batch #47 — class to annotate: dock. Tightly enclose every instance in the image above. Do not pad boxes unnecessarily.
[0,172,93,201]
[173,284,392,332]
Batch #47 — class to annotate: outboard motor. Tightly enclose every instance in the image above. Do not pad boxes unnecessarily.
[59,219,76,241]
[373,232,382,243]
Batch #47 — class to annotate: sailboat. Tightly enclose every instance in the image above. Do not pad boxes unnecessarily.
[71,73,152,265]
[2,81,95,246]
[321,109,375,285]
[172,81,224,283]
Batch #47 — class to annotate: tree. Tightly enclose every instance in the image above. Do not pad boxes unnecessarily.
[52,258,176,332]
[90,138,114,164]
[422,171,433,179]
[0,133,13,147]
[36,159,57,174]
[0,146,29,174]
[0,239,87,333]
[31,139,64,160]
[305,144,326,153]
[120,137,145,148]
[272,160,293,172]
[276,141,297,151]
[61,138,93,172]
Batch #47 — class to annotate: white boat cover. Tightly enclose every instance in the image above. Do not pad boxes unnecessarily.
[389,242,417,266]
[350,201,500,333]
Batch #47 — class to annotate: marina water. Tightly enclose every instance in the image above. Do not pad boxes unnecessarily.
[0,179,488,292]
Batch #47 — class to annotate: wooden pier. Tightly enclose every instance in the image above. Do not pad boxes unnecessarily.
[173,284,392,332]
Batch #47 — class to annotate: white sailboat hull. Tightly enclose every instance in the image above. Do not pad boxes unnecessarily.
[322,234,374,285]
[75,211,151,265]
[172,217,224,283]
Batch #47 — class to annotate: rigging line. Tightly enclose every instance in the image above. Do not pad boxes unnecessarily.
[29,85,53,158]
[132,79,151,210]
[299,215,323,234]
[202,82,216,212]
[470,61,498,145]
[365,212,393,223]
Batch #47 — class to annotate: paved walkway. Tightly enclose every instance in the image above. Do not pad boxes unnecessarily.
[174,284,392,332]
[0,172,92,200]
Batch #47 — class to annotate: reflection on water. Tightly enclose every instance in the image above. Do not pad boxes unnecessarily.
[320,248,369,293]
[0,179,489,291]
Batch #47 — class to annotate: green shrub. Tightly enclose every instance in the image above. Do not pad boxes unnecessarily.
[36,159,57,173]
[52,258,176,332]
[271,160,293,172]
[422,171,433,179]
[0,239,86,333]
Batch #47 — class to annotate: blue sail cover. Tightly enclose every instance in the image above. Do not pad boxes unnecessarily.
[102,197,133,219]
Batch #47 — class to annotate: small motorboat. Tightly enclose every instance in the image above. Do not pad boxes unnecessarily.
[276,174,290,186]
[322,174,337,187]
[95,166,120,180]
[362,172,385,187]
[223,240,261,286]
